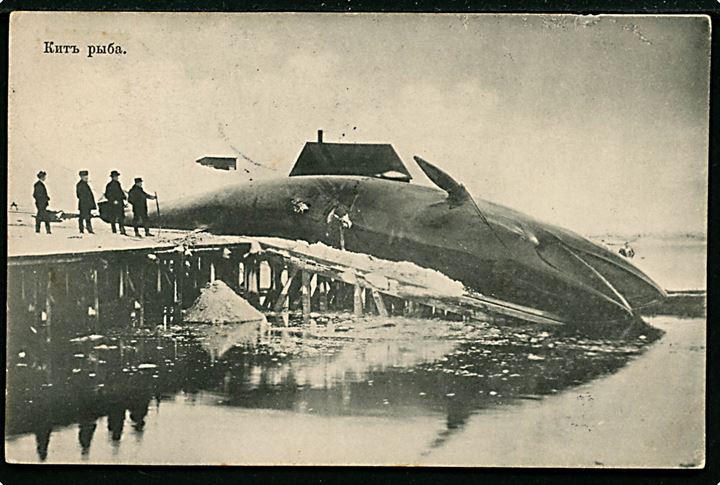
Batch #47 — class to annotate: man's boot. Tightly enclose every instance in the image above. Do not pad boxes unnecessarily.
[87,220,95,234]
[134,228,142,238]
[111,223,117,234]
[145,229,154,237]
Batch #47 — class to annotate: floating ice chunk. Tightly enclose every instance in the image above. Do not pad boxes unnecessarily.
[70,334,104,343]
[527,353,545,361]
[138,363,158,370]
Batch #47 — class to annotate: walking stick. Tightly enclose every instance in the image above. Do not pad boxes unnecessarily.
[154,192,162,236]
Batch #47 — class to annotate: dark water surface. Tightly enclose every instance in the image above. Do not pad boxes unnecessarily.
[5,313,663,464]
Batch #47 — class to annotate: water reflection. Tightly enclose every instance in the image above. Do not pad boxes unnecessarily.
[5,316,657,462]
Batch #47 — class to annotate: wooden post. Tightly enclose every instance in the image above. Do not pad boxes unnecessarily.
[92,268,100,331]
[301,271,312,324]
[156,263,162,293]
[237,261,244,292]
[353,284,363,317]
[371,290,388,317]
[364,288,375,314]
[32,269,38,309]
[65,270,70,296]
[210,262,216,283]
[45,270,52,344]
[254,263,261,298]
[273,266,299,323]
[119,266,125,299]
[20,269,25,301]
[177,252,184,319]
[244,256,260,306]
[318,279,328,312]
[124,264,136,294]
[138,265,145,328]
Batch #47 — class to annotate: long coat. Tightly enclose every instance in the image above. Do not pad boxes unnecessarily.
[104,180,126,203]
[128,185,153,216]
[76,180,97,212]
[33,180,49,208]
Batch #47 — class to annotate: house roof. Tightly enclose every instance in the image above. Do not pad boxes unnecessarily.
[289,142,412,182]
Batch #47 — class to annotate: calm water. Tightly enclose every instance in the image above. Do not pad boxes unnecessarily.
[5,314,662,465]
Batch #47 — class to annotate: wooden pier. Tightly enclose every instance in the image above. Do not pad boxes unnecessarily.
[7,217,570,349]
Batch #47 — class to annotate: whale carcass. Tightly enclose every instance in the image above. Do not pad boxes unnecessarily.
[158,139,665,329]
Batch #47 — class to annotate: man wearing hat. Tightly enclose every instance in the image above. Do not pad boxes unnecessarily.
[76,170,97,234]
[32,171,51,234]
[104,170,127,235]
[127,177,157,237]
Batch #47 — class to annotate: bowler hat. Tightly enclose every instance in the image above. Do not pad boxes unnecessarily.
[110,170,120,177]
[79,170,89,177]
[37,171,47,178]
[134,177,143,183]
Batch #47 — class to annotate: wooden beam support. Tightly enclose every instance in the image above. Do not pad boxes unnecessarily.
[124,264,136,294]
[273,266,299,315]
[318,278,328,312]
[301,271,312,324]
[119,266,125,299]
[45,270,52,344]
[138,265,145,328]
[92,267,100,331]
[371,290,388,317]
[353,284,363,317]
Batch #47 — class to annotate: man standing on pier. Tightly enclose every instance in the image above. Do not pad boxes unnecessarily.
[76,170,97,234]
[32,171,51,234]
[128,177,157,237]
[104,170,127,235]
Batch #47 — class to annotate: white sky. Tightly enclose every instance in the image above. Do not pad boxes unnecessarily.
[8,12,710,236]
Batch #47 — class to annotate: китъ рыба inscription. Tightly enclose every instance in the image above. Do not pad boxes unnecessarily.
[43,41,127,57]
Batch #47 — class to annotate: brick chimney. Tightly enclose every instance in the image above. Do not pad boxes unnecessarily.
[317,129,324,143]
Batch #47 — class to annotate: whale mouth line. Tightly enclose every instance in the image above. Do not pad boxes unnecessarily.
[560,245,634,312]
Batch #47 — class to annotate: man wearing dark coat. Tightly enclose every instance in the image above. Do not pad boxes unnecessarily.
[32,171,51,234]
[76,170,97,234]
[127,177,157,237]
[104,170,127,235]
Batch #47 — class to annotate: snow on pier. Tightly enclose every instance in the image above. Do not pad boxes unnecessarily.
[7,212,566,331]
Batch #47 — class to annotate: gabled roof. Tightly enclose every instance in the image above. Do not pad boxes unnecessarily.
[289,142,412,182]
